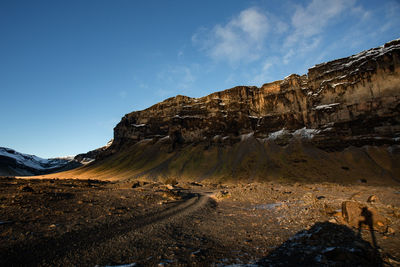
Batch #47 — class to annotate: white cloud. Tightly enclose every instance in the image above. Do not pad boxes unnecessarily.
[191,1,398,88]
[284,37,321,63]
[275,20,289,33]
[377,1,400,36]
[283,49,295,65]
[286,0,356,47]
[193,7,270,65]
[351,5,371,21]
[249,58,276,86]
[279,0,361,65]
[235,8,270,41]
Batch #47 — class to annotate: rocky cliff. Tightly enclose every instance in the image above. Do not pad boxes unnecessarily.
[111,39,400,153]
[65,39,400,183]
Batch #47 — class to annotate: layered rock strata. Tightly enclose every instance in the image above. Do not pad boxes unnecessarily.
[111,39,400,152]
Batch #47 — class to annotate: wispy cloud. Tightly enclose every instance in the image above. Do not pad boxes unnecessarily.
[192,7,271,65]
[310,0,400,63]
[376,1,400,36]
[286,0,356,47]
[281,0,359,66]
[249,58,275,86]
[155,64,199,98]
[191,0,400,89]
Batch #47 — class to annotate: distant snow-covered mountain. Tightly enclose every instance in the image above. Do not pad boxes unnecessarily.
[0,147,82,176]
[0,139,114,176]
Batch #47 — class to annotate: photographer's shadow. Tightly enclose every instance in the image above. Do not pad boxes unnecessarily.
[358,207,378,249]
[258,221,382,266]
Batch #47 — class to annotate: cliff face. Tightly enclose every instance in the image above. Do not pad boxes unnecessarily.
[69,39,400,184]
[112,39,400,151]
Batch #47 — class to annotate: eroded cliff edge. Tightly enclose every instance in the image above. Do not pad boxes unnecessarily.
[112,39,400,151]
[78,39,400,183]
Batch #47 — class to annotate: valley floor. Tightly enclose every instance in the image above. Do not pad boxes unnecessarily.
[0,177,399,266]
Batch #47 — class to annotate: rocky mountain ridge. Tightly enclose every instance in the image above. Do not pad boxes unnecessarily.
[43,39,400,183]
[0,147,81,176]
[110,39,400,153]
[0,139,114,176]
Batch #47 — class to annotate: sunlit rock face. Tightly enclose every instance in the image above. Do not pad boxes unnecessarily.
[112,39,400,151]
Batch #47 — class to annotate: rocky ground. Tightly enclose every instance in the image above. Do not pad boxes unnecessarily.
[0,177,400,266]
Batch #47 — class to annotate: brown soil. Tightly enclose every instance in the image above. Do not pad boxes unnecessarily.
[1,177,399,266]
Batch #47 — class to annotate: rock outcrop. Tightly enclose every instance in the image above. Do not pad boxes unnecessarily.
[340,201,388,233]
[73,39,400,183]
[111,39,400,152]
[74,139,113,163]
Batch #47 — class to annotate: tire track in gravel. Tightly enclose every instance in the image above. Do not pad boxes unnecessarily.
[59,192,214,266]
[56,193,215,266]
[1,192,215,266]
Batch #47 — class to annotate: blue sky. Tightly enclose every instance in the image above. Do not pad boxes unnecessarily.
[1,0,399,158]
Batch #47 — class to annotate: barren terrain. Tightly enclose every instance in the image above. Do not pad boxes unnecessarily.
[1,177,399,266]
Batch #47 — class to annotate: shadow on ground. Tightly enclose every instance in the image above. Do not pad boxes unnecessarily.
[258,222,382,266]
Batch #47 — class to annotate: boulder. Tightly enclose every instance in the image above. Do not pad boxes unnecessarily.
[341,201,388,233]
[367,195,379,203]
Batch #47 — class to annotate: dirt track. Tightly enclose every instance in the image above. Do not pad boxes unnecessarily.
[1,177,400,266]
[0,178,220,266]
[55,193,215,266]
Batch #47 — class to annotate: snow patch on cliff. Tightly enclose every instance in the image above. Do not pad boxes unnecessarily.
[241,132,254,141]
[267,128,320,141]
[267,129,290,140]
[332,82,348,88]
[314,103,340,110]
[293,128,320,139]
